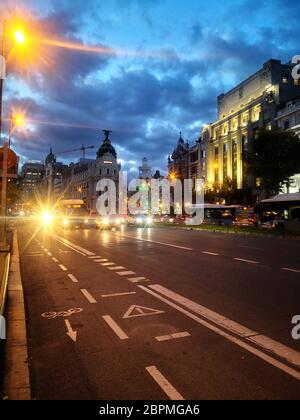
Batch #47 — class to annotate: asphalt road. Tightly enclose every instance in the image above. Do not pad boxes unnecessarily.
[17,224,300,400]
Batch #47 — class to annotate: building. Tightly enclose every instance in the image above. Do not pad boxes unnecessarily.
[41,148,68,202]
[276,97,300,193]
[168,132,201,182]
[61,130,121,210]
[139,157,152,179]
[201,58,300,203]
[21,161,44,198]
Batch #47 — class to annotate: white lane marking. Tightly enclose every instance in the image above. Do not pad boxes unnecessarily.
[101,291,136,298]
[102,315,129,340]
[50,233,95,256]
[234,258,260,264]
[117,271,136,276]
[120,234,193,251]
[80,289,97,304]
[93,259,104,263]
[98,259,109,262]
[128,277,149,283]
[146,366,185,400]
[44,248,48,252]
[155,332,191,342]
[101,262,116,267]
[108,266,125,271]
[52,257,59,263]
[202,251,219,256]
[281,267,300,273]
[68,274,79,283]
[88,256,102,259]
[47,252,52,256]
[140,285,300,378]
[123,305,164,319]
[65,319,77,342]
[59,264,68,272]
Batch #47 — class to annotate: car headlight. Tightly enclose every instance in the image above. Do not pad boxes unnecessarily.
[84,219,89,224]
[146,217,153,224]
[63,219,69,226]
[42,213,52,225]
[137,217,143,224]
[103,218,109,225]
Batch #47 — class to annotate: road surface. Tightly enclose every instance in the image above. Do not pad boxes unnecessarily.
[17,224,300,400]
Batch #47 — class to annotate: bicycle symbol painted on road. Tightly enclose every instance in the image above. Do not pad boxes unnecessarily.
[41,308,83,319]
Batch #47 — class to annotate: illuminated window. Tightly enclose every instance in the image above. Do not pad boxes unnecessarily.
[282,76,288,84]
[294,79,300,86]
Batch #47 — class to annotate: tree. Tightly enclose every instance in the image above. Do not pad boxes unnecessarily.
[244,129,300,197]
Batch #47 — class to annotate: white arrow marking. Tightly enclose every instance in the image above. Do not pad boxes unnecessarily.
[64,319,77,342]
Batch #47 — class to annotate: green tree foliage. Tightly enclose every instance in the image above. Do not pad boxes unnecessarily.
[244,129,300,196]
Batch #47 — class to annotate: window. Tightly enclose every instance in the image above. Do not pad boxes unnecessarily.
[284,120,290,130]
[107,169,109,175]
[282,76,288,84]
[294,79,300,86]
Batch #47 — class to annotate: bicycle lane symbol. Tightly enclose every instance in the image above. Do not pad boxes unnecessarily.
[41,308,83,319]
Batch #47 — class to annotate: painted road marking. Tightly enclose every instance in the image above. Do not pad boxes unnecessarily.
[130,237,193,251]
[101,262,116,267]
[128,277,148,283]
[234,258,260,264]
[202,251,219,256]
[140,285,300,379]
[108,266,125,271]
[123,305,164,319]
[47,252,52,256]
[102,315,129,340]
[88,256,102,259]
[59,264,68,272]
[117,271,136,276]
[65,319,77,343]
[80,289,97,304]
[94,259,104,263]
[281,267,300,273]
[146,366,184,400]
[155,332,191,342]
[99,259,109,262]
[101,292,136,298]
[52,257,59,263]
[50,233,94,256]
[68,274,79,283]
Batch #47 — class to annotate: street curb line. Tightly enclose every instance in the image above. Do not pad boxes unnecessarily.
[0,252,10,317]
[1,230,31,400]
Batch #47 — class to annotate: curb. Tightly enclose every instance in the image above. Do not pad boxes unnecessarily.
[1,230,31,400]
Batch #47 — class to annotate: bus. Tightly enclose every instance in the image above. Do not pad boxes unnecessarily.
[187,203,244,226]
[55,199,89,229]
[254,193,300,232]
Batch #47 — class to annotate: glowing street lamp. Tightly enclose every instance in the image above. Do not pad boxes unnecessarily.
[14,29,26,45]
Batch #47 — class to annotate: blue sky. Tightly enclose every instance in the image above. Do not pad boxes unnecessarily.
[1,0,299,174]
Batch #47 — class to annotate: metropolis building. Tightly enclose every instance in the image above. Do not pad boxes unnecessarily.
[169,59,300,205]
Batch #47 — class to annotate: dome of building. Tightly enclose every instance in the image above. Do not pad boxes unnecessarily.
[97,130,117,159]
[171,132,189,160]
[45,148,56,165]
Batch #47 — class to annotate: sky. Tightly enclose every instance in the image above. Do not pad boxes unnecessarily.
[1,0,299,175]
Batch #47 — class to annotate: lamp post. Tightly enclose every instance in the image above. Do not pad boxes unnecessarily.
[0,19,7,144]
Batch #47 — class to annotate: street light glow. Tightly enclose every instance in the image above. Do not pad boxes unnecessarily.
[14,29,26,44]
[14,113,26,127]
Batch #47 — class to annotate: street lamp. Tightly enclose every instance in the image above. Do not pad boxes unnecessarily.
[8,111,26,148]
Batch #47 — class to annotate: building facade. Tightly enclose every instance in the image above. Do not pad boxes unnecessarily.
[21,161,44,199]
[201,59,300,203]
[276,97,300,193]
[61,130,121,210]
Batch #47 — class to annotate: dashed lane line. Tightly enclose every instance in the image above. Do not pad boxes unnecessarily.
[101,262,116,267]
[234,258,260,265]
[52,257,59,263]
[68,274,79,283]
[202,251,219,256]
[59,264,68,272]
[128,277,149,283]
[101,292,136,298]
[281,267,300,273]
[108,266,125,271]
[117,271,136,276]
[155,332,191,342]
[80,289,97,304]
[146,366,185,400]
[102,315,129,340]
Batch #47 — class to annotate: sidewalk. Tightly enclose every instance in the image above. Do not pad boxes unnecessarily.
[0,231,31,400]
